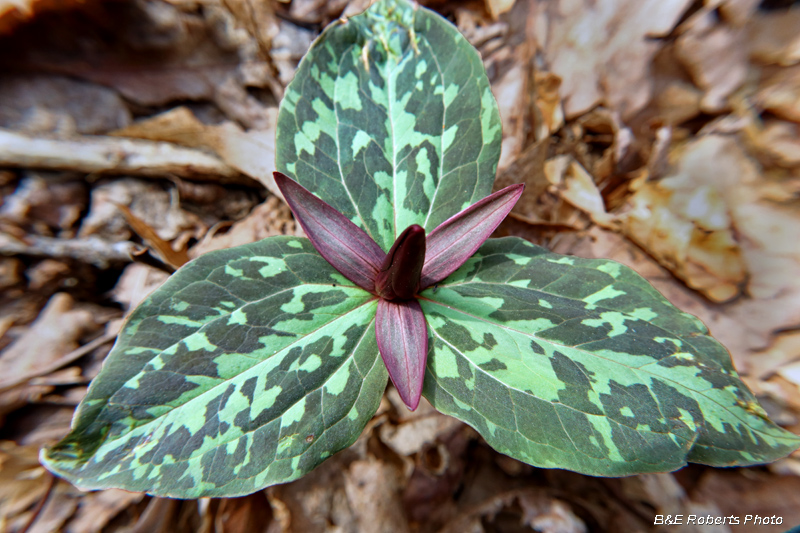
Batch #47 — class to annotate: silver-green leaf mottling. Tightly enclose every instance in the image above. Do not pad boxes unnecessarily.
[276,0,501,251]
[41,237,387,498]
[420,238,800,476]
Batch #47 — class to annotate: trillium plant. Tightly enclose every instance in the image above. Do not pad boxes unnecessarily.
[42,0,799,498]
[274,171,523,410]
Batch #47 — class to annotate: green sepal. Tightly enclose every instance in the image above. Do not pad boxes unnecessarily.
[420,237,800,475]
[41,236,388,498]
[276,0,502,251]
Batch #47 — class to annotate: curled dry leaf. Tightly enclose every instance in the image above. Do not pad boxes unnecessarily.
[532,71,565,142]
[544,155,616,228]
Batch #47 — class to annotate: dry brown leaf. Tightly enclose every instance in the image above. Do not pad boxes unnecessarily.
[675,12,748,113]
[0,172,87,235]
[79,177,204,244]
[747,7,800,66]
[379,412,461,458]
[62,489,144,533]
[618,136,752,302]
[117,203,190,269]
[532,71,565,141]
[718,0,761,27]
[113,107,279,194]
[0,0,90,35]
[485,0,516,20]
[0,441,50,528]
[545,155,615,228]
[0,292,97,390]
[213,493,272,533]
[749,332,800,381]
[26,488,78,533]
[749,120,800,168]
[0,74,130,136]
[691,470,800,533]
[530,0,693,119]
[493,60,529,172]
[440,489,586,533]
[112,263,170,313]
[191,196,299,257]
[756,65,800,122]
[654,80,704,126]
[270,19,316,87]
[344,457,409,533]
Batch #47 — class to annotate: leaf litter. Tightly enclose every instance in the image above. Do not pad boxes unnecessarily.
[0,0,799,531]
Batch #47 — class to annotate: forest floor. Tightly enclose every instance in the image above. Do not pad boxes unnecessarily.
[1,0,800,531]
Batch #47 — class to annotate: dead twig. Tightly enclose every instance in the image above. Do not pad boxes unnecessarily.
[0,232,140,268]
[0,128,255,184]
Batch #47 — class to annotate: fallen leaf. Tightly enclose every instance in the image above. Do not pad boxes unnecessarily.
[112,263,170,313]
[60,489,144,533]
[0,293,97,390]
[756,65,800,122]
[112,107,279,194]
[485,0,516,20]
[530,0,693,119]
[545,155,616,228]
[675,12,748,112]
[344,457,410,533]
[749,120,800,168]
[691,470,800,533]
[190,196,299,257]
[79,177,204,244]
[27,487,78,533]
[747,7,800,66]
[0,441,49,527]
[0,74,130,136]
[117,203,190,269]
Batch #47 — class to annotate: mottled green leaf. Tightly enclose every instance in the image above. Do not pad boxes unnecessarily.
[41,237,387,498]
[420,237,800,475]
[276,0,501,252]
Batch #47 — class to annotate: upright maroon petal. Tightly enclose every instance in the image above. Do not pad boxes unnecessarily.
[375,298,428,410]
[420,184,524,289]
[375,224,426,300]
[274,172,384,292]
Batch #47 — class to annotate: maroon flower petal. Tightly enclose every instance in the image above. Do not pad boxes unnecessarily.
[375,298,428,410]
[420,184,524,289]
[375,224,426,301]
[274,172,384,292]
